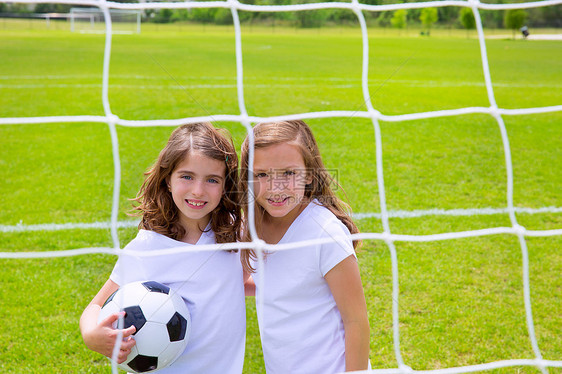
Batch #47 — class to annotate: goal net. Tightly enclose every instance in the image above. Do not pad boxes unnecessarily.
[70,7,141,34]
[0,0,561,373]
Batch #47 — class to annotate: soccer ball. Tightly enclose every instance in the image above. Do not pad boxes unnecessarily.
[98,280,191,373]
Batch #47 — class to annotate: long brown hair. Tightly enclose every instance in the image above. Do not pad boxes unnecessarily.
[240,120,360,272]
[132,122,241,244]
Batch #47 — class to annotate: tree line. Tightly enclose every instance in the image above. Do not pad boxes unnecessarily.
[2,1,560,29]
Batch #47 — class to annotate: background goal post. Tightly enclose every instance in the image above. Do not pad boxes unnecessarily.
[69,7,141,34]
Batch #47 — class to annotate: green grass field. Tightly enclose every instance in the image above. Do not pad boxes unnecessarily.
[0,19,561,373]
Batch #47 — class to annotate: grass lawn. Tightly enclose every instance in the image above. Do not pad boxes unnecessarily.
[0,20,561,373]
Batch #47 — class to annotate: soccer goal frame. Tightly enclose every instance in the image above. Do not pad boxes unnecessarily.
[69,7,141,34]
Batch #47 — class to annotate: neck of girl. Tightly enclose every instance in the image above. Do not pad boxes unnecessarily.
[259,199,310,244]
[180,216,210,244]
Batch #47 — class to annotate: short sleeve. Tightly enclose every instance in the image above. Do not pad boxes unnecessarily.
[109,233,147,286]
[318,219,356,277]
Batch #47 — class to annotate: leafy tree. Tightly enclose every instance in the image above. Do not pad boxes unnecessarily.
[391,9,407,30]
[538,5,561,27]
[6,3,31,13]
[459,7,476,37]
[171,9,189,22]
[328,9,357,25]
[214,8,233,25]
[478,9,502,28]
[34,4,71,13]
[419,7,438,35]
[438,7,459,27]
[189,8,218,23]
[375,11,393,27]
[153,8,173,23]
[504,9,527,39]
[295,9,330,28]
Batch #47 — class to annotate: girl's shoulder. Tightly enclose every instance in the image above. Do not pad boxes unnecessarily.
[124,229,217,252]
[123,230,171,252]
[298,201,350,238]
[294,202,355,271]
[307,200,343,223]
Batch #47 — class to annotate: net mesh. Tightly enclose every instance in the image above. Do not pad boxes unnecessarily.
[0,0,561,373]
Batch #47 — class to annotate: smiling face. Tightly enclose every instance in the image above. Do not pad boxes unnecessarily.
[168,151,226,233]
[253,142,312,225]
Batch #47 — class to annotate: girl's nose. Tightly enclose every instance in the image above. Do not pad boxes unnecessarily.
[191,180,205,196]
[271,177,289,192]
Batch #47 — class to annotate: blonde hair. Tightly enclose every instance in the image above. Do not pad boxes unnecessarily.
[240,120,360,272]
[132,122,241,244]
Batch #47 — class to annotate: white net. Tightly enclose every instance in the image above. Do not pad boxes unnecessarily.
[0,0,561,373]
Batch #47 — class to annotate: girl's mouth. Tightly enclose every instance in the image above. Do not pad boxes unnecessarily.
[267,197,288,206]
[186,199,207,209]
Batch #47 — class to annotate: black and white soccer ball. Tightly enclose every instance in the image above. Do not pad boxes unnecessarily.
[98,280,191,373]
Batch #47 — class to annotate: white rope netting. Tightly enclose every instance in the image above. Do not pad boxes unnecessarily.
[0,0,561,373]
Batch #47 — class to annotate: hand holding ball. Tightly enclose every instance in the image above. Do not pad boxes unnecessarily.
[98,281,191,373]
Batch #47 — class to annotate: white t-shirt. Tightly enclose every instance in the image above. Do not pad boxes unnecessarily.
[110,229,246,374]
[253,201,356,374]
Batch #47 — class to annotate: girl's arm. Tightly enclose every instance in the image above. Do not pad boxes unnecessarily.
[325,255,370,371]
[79,279,137,363]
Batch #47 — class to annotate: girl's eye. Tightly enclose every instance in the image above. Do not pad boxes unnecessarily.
[256,172,267,178]
[181,175,192,180]
[208,178,219,184]
[284,170,295,176]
